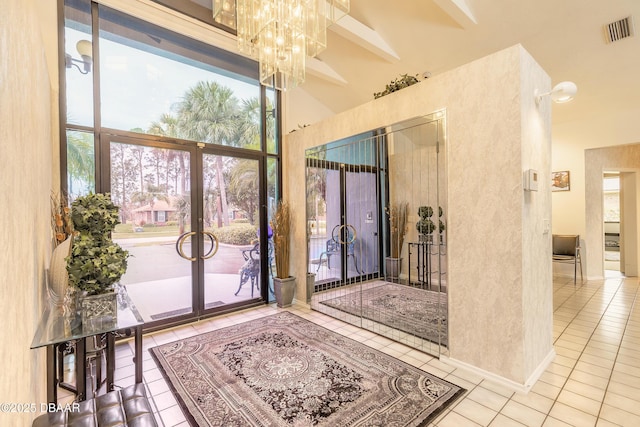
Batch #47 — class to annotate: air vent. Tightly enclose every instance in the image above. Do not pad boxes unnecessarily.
[604,16,635,43]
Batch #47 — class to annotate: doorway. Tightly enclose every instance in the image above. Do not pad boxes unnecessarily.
[107,135,268,326]
[603,173,621,274]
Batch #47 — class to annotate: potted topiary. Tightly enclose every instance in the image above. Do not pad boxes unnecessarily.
[271,200,296,307]
[66,193,129,331]
[416,205,436,243]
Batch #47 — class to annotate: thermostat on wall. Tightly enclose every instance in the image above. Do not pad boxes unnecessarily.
[524,169,538,191]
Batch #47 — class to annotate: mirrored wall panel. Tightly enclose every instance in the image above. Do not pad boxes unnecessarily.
[305,111,448,357]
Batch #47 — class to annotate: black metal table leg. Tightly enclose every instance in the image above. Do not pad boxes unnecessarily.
[75,338,86,401]
[46,344,57,405]
[134,326,143,383]
[107,332,115,392]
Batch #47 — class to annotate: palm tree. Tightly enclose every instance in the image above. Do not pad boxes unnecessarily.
[148,114,190,231]
[66,131,94,196]
[228,159,259,224]
[235,96,276,151]
[176,81,240,227]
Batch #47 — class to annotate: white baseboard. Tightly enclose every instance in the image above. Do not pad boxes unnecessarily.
[440,348,556,394]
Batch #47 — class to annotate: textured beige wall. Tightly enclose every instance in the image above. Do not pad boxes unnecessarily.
[520,51,554,379]
[0,0,55,425]
[285,45,553,385]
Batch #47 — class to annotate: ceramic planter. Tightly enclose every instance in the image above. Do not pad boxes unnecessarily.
[306,272,316,304]
[274,276,296,308]
[385,256,402,283]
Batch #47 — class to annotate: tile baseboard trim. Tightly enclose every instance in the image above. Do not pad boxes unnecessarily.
[440,348,556,394]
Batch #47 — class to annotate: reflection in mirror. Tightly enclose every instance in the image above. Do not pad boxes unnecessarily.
[305,111,448,357]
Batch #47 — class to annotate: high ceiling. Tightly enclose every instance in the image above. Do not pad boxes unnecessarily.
[289,0,639,129]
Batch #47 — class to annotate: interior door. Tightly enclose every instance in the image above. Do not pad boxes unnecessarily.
[107,136,265,326]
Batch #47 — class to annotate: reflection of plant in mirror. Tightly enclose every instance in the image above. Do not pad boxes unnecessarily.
[374,74,420,99]
[417,205,433,219]
[416,219,435,235]
[385,202,408,258]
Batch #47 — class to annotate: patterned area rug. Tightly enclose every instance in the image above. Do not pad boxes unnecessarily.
[320,282,448,345]
[150,312,463,426]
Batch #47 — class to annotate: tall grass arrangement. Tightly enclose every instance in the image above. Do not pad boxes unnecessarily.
[271,200,291,279]
[51,191,73,247]
[386,202,408,258]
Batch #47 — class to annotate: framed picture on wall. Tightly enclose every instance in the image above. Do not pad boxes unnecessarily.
[552,171,570,192]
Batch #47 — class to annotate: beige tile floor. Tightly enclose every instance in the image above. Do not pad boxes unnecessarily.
[60,273,640,426]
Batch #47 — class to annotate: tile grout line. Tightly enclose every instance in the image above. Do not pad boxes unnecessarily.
[540,278,626,426]
[594,280,640,422]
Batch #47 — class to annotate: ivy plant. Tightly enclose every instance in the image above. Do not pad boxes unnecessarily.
[374,74,420,99]
[66,193,129,295]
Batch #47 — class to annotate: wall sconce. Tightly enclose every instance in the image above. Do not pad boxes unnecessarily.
[65,40,93,74]
[535,81,577,105]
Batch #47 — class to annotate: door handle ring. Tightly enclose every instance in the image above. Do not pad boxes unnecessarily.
[176,231,196,261]
[337,224,357,245]
[201,231,219,260]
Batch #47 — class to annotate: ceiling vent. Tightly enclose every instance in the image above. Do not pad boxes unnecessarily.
[604,16,635,43]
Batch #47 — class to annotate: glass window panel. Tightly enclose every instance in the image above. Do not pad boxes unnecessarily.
[64,0,93,127]
[266,156,279,303]
[266,88,277,154]
[98,6,260,149]
[66,129,95,198]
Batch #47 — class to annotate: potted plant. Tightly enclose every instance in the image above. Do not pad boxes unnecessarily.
[374,73,421,99]
[271,200,296,307]
[385,201,408,281]
[66,193,129,330]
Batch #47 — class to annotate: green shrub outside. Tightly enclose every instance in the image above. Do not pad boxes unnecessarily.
[214,223,258,245]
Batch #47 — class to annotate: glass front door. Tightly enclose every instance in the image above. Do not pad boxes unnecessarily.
[200,153,264,309]
[109,137,265,326]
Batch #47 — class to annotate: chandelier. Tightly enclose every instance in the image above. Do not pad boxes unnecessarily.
[213,0,350,91]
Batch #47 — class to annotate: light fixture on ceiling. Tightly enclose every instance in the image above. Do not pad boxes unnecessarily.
[213,0,350,91]
[65,40,93,74]
[535,81,577,105]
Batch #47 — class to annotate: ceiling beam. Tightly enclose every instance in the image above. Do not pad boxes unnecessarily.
[329,15,400,63]
[432,0,477,28]
[306,58,349,86]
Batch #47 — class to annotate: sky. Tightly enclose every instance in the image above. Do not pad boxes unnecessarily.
[65,28,259,132]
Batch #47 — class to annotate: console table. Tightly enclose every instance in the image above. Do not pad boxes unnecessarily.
[31,288,144,404]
